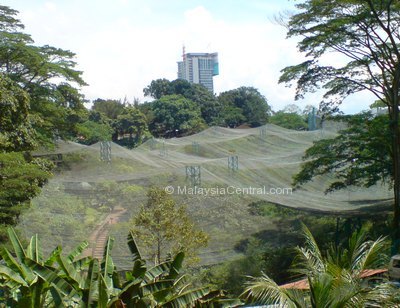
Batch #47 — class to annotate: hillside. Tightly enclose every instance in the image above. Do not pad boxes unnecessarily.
[18,124,392,267]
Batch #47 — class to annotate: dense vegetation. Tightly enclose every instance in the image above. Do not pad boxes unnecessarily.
[0,4,274,237]
[279,0,400,241]
[200,201,393,297]
[0,228,240,307]
[2,0,400,306]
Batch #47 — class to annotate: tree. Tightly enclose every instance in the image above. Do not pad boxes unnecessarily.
[370,99,387,109]
[243,225,398,307]
[75,120,113,145]
[143,78,174,99]
[279,0,400,239]
[114,106,149,147]
[0,74,35,152]
[0,5,87,142]
[190,83,223,125]
[148,95,206,138]
[0,153,52,241]
[91,98,125,120]
[131,187,209,265]
[0,74,52,241]
[293,112,392,193]
[283,104,302,114]
[143,79,223,125]
[220,106,246,128]
[218,87,271,127]
[269,111,308,130]
[0,5,88,240]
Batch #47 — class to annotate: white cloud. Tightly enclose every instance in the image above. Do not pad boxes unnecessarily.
[44,2,57,12]
[8,1,370,113]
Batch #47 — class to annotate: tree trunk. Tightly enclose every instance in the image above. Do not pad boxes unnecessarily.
[391,96,400,253]
[157,236,161,265]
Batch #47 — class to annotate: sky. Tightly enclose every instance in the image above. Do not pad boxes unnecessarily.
[3,0,374,113]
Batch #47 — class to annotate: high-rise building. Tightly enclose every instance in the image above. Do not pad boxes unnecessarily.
[177,48,219,92]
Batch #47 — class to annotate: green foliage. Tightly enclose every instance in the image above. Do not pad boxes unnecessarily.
[0,153,52,241]
[148,95,207,138]
[91,98,125,120]
[293,112,392,192]
[0,228,77,307]
[0,72,52,235]
[370,99,387,110]
[76,120,113,145]
[0,74,36,152]
[0,5,86,142]
[243,225,397,307]
[18,185,104,253]
[88,181,121,211]
[279,0,400,237]
[131,187,209,265]
[218,87,271,127]
[279,0,400,112]
[114,106,149,148]
[143,78,223,126]
[220,105,246,128]
[201,238,295,297]
[187,83,223,125]
[143,78,173,99]
[143,79,271,129]
[269,111,308,130]
[0,227,239,307]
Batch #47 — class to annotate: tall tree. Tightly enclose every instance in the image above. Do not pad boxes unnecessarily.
[131,187,209,265]
[218,87,271,127]
[0,5,89,240]
[279,0,400,240]
[0,74,35,152]
[0,5,87,143]
[294,113,392,193]
[190,84,223,125]
[75,120,113,145]
[143,79,223,125]
[283,104,302,114]
[114,106,149,147]
[143,78,174,99]
[269,111,308,130]
[0,75,52,241]
[91,98,125,120]
[149,94,206,138]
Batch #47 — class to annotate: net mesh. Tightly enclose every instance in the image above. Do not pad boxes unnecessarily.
[18,123,392,267]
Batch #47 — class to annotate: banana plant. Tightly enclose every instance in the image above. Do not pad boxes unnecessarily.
[0,228,78,307]
[0,228,241,307]
[108,231,242,307]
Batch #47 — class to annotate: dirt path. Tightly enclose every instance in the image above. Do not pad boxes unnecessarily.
[83,206,127,259]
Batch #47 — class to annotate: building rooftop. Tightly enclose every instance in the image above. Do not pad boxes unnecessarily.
[280,269,388,290]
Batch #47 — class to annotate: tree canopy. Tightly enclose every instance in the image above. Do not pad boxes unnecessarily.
[218,87,271,127]
[0,6,87,143]
[0,5,89,239]
[269,111,307,130]
[114,106,149,147]
[131,187,209,265]
[294,113,392,192]
[280,0,400,239]
[148,94,206,138]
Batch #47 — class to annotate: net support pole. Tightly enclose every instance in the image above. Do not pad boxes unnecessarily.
[228,156,238,173]
[100,141,111,163]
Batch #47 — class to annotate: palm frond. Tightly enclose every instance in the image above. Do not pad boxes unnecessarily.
[242,273,298,307]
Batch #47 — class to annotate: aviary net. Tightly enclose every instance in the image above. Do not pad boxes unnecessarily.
[18,124,392,268]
